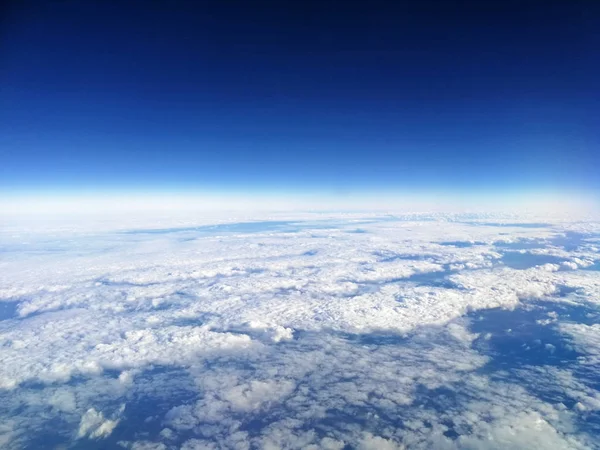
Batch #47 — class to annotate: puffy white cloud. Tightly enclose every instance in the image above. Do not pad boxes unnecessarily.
[560,323,600,366]
[1,212,599,449]
[455,411,585,450]
[48,389,77,412]
[357,432,404,449]
[77,405,124,439]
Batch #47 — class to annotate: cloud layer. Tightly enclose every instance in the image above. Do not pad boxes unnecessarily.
[1,213,599,449]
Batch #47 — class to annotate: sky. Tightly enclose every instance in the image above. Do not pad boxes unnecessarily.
[1,0,599,202]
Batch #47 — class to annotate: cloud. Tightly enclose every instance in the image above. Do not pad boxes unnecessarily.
[560,323,600,366]
[1,213,599,448]
[77,405,124,439]
[357,433,404,450]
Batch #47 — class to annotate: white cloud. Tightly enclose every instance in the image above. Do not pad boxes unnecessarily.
[560,322,600,366]
[454,410,583,449]
[1,212,599,448]
[48,389,77,412]
[129,442,168,450]
[357,432,404,450]
[77,405,124,439]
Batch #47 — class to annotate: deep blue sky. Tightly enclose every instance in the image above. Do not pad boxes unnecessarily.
[1,0,598,196]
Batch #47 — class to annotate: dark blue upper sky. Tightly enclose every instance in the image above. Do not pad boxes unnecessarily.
[1,0,598,196]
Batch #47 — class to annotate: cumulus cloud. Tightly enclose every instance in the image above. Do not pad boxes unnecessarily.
[1,213,599,448]
[77,405,124,439]
[357,433,404,449]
